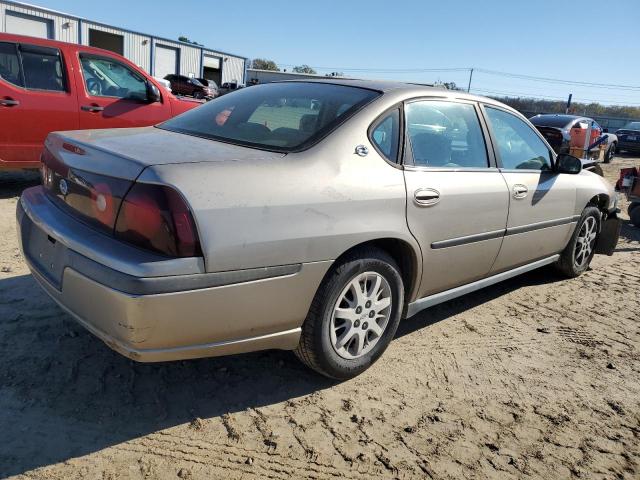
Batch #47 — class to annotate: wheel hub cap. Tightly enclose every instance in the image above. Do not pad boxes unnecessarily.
[329,272,393,360]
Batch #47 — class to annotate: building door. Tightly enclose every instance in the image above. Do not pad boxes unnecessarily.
[203,55,222,85]
[154,44,178,78]
[88,29,124,56]
[5,11,52,39]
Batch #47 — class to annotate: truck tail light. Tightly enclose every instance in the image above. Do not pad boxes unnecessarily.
[115,183,202,258]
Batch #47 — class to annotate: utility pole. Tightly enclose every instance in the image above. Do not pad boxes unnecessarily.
[565,93,572,114]
[467,68,474,93]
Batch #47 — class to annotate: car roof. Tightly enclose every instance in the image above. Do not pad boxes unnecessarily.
[0,32,132,60]
[277,78,520,112]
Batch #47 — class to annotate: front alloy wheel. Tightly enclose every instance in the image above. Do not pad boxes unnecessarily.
[555,206,600,278]
[574,216,598,268]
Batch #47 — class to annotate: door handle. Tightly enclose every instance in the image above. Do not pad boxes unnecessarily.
[414,188,440,206]
[512,184,528,199]
[0,98,19,107]
[81,105,104,112]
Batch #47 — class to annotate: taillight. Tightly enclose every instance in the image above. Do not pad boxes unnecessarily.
[115,183,202,258]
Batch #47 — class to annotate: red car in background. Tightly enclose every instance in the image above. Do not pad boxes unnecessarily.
[0,33,202,170]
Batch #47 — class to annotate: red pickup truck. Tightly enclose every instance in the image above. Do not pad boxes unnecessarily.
[0,33,201,170]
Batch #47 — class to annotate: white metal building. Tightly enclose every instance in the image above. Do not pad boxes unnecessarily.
[0,0,247,85]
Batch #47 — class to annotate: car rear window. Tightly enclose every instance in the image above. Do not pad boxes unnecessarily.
[159,82,381,152]
[529,115,574,128]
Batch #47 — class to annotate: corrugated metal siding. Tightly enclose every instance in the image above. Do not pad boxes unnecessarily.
[81,21,151,72]
[0,1,246,80]
[205,49,245,84]
[0,2,78,42]
[154,39,199,77]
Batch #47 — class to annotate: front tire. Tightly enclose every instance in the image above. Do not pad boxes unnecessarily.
[555,206,601,278]
[295,248,404,379]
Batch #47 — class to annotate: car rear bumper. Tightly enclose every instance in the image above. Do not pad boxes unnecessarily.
[17,186,331,362]
[617,141,640,152]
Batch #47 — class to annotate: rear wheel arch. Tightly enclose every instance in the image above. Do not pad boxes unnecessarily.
[330,238,421,305]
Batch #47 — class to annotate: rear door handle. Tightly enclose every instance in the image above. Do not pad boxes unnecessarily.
[513,184,528,199]
[81,105,104,112]
[414,188,441,206]
[0,98,19,107]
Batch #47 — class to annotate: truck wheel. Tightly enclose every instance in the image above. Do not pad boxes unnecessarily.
[555,206,601,278]
[295,248,404,380]
[631,205,640,227]
[604,143,616,163]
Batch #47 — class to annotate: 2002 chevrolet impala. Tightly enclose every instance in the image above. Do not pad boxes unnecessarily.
[17,80,621,379]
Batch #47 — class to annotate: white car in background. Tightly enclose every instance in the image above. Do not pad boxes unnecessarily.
[153,77,172,92]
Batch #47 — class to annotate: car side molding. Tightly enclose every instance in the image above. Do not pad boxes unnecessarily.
[405,254,560,318]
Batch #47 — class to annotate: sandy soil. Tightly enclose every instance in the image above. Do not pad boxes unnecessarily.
[0,158,639,480]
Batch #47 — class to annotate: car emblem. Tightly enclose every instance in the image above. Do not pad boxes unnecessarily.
[59,179,68,196]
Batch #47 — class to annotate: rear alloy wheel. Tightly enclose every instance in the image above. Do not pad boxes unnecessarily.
[330,272,392,360]
[295,248,404,379]
[555,206,600,278]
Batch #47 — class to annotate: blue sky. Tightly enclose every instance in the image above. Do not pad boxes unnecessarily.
[35,0,640,105]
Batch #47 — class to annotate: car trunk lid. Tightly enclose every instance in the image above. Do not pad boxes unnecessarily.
[42,126,284,233]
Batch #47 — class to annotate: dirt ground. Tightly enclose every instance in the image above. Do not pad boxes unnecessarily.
[0,157,639,480]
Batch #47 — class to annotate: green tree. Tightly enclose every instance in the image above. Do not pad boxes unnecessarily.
[251,58,280,71]
[178,36,202,46]
[292,65,317,74]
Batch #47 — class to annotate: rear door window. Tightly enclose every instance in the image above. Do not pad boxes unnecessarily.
[405,100,489,168]
[19,44,65,91]
[0,42,23,87]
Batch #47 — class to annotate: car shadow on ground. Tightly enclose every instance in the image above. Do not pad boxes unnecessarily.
[0,264,566,476]
[618,220,640,248]
[0,170,40,200]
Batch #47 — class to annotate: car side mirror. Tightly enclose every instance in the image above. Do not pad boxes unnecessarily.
[146,81,161,103]
[556,153,582,174]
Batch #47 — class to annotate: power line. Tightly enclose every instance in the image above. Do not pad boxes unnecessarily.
[475,68,640,91]
[471,87,640,106]
[269,63,640,92]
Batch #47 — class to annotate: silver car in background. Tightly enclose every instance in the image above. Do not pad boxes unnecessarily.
[17,80,620,379]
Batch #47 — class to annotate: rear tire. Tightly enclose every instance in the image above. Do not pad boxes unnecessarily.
[295,248,404,380]
[555,206,601,278]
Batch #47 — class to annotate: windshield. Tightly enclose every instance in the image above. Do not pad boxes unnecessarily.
[159,82,381,151]
[623,121,640,130]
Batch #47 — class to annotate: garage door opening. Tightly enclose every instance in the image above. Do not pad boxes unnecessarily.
[88,29,124,56]
[202,55,222,86]
[155,44,179,79]
[5,11,53,39]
